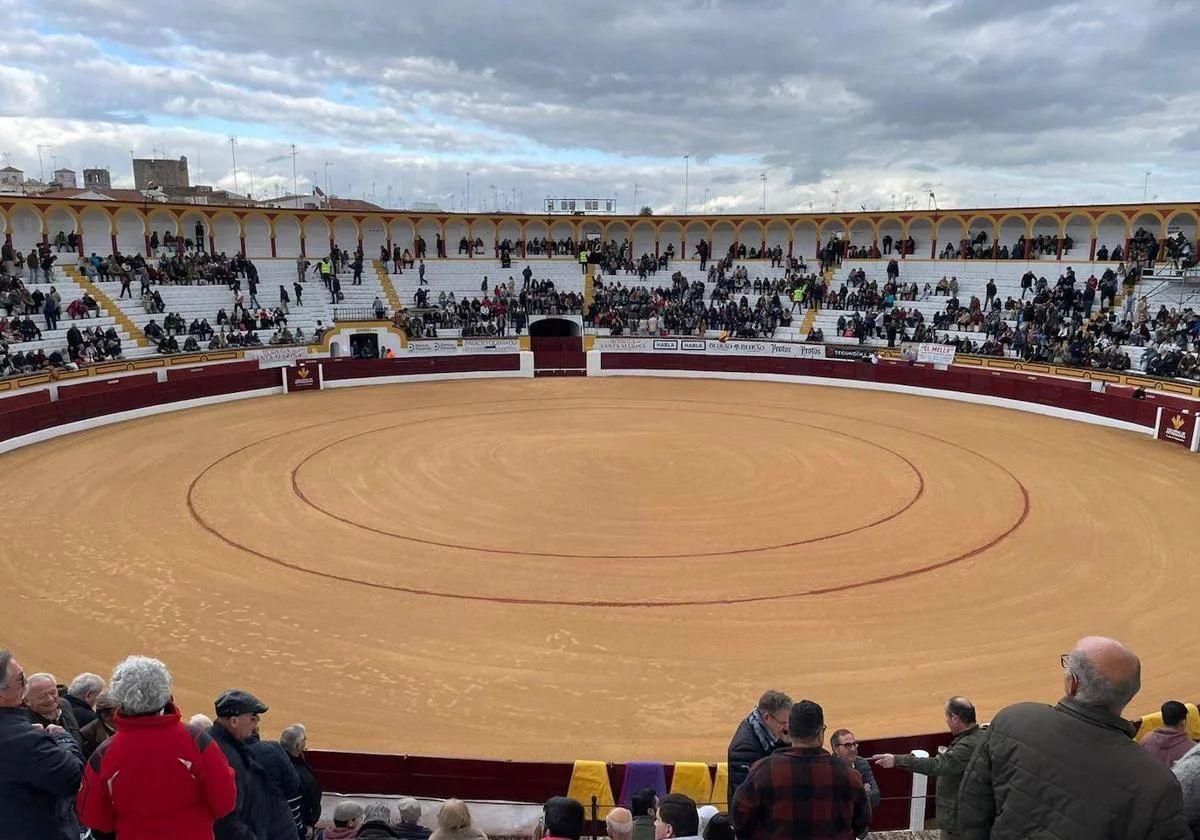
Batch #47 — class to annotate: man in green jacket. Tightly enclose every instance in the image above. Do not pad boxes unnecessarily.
[871,696,983,839]
[956,636,1190,839]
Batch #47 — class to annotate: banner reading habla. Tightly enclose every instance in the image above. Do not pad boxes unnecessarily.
[285,361,322,393]
[1155,407,1199,451]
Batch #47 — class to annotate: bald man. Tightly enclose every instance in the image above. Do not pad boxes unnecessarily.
[605,807,632,840]
[957,636,1190,839]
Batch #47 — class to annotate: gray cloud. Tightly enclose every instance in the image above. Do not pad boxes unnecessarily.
[1,0,1197,213]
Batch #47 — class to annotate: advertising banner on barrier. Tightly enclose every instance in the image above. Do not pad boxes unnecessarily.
[286,362,321,392]
[594,336,824,358]
[406,339,521,355]
[825,345,877,362]
[1154,408,1199,451]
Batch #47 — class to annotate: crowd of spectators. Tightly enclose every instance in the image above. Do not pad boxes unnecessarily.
[586,258,816,338]
[1,635,1195,839]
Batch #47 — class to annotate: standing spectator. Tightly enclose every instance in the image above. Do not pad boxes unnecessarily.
[727,689,793,802]
[211,689,273,840]
[830,729,880,808]
[430,798,487,840]
[1173,743,1200,837]
[393,797,431,840]
[24,673,82,748]
[542,796,585,840]
[330,273,341,304]
[0,648,84,840]
[77,655,236,840]
[79,692,118,758]
[870,697,982,839]
[630,787,657,840]
[653,793,700,840]
[66,672,106,728]
[731,700,870,840]
[957,636,1190,839]
[282,723,323,836]
[246,729,303,840]
[1142,701,1198,768]
[605,807,633,840]
[294,281,304,308]
[279,285,290,315]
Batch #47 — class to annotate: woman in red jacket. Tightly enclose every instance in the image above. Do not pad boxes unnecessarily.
[77,656,237,840]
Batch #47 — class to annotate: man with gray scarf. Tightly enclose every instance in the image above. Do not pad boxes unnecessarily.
[726,689,792,803]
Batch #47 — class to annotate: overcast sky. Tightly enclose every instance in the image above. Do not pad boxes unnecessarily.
[1,0,1197,214]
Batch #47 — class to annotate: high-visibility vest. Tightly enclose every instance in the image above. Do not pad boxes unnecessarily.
[792,288,804,302]
[579,250,588,264]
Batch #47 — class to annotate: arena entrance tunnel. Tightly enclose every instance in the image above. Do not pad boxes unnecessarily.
[528,317,581,338]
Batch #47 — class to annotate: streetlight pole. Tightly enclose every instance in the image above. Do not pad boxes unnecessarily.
[1142,170,1150,203]
[466,172,470,210]
[683,155,689,214]
[228,136,238,194]
[323,161,332,203]
[760,172,767,214]
[290,144,298,201]
[633,182,640,214]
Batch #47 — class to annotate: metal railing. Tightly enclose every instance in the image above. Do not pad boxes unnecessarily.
[332,305,390,322]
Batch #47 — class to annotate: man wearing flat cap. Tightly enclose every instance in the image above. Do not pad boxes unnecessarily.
[212,689,273,840]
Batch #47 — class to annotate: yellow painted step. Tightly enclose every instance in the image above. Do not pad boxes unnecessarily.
[373,260,402,310]
[65,265,149,347]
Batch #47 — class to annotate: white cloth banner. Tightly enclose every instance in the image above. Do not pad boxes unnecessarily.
[244,345,311,365]
[406,339,520,355]
[914,343,956,366]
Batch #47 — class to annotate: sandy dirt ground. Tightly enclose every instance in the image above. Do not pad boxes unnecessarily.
[1,377,1195,762]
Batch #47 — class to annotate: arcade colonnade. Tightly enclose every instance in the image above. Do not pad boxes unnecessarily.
[2,197,1197,264]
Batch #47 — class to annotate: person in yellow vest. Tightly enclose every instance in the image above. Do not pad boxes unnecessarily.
[791,285,804,313]
[579,247,588,274]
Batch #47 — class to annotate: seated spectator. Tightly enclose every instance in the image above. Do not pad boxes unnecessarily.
[77,655,236,839]
[653,794,700,840]
[0,648,84,839]
[319,802,365,839]
[605,807,633,840]
[392,797,431,840]
[1174,743,1200,837]
[359,801,400,838]
[1141,701,1197,768]
[430,798,487,840]
[542,796,585,840]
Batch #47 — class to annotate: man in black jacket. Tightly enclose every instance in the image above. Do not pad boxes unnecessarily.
[727,689,793,803]
[211,689,272,840]
[0,649,84,840]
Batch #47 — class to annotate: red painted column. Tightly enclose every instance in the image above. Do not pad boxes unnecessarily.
[77,235,84,258]
[992,240,999,260]
[1089,237,1096,260]
[357,236,363,254]
[110,233,118,254]
[930,237,937,260]
[1056,235,1063,260]
[144,233,151,255]
[1124,236,1131,258]
[270,235,277,258]
[41,232,49,248]
[239,234,247,257]
[329,235,335,253]
[787,237,793,258]
[300,236,306,258]
[208,234,215,254]
[680,235,686,260]
[655,239,660,259]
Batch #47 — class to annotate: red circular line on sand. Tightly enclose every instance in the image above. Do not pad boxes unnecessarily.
[184,395,1030,608]
[287,405,925,559]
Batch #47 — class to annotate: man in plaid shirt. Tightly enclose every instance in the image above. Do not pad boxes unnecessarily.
[731,700,871,840]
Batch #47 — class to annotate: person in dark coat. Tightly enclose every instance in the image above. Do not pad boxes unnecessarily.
[957,636,1190,839]
[0,649,85,840]
[282,723,323,836]
[79,692,118,759]
[391,797,431,840]
[211,689,273,840]
[358,802,402,839]
[24,673,83,750]
[247,732,303,840]
[66,672,106,729]
[727,689,793,803]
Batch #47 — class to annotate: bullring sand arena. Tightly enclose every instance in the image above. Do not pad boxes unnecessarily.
[2,376,1196,761]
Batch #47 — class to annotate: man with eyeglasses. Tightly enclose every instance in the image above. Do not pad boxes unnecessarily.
[211,688,273,840]
[0,648,84,840]
[870,697,981,839]
[727,689,793,804]
[830,729,880,808]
